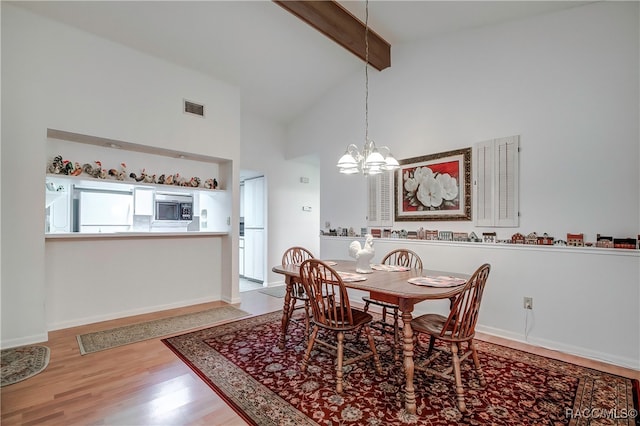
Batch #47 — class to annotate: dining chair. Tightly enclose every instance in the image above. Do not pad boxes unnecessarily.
[299,259,383,393]
[282,246,314,341]
[362,249,423,357]
[411,263,491,413]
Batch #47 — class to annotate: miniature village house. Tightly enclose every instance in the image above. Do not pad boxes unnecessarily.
[596,234,613,248]
[567,233,584,247]
[526,232,538,245]
[537,233,554,245]
[613,237,637,249]
[439,231,453,241]
[482,232,497,243]
[425,230,439,240]
[511,233,525,244]
[453,232,469,242]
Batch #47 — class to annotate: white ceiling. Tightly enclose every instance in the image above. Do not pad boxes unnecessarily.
[12,1,590,125]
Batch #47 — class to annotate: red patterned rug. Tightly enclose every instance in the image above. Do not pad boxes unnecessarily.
[162,311,639,425]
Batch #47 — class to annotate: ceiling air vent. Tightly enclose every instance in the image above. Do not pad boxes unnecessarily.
[184,100,205,117]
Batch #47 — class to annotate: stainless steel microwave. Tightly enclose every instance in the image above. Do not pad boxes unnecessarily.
[154,193,193,222]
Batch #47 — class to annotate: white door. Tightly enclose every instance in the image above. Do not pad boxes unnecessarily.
[244,176,264,228]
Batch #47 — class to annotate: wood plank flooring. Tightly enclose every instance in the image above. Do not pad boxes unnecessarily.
[1,291,637,425]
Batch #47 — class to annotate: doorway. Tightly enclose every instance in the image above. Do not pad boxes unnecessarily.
[240,171,266,292]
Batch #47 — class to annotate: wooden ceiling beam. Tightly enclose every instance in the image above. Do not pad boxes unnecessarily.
[273,0,391,71]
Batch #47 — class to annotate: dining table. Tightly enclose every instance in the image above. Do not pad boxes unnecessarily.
[271,259,470,415]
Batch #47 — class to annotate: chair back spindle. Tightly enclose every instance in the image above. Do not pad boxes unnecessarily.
[441,263,491,341]
[300,259,354,328]
[382,249,423,270]
[282,246,314,267]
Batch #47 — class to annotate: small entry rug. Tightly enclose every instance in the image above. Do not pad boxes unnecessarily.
[258,285,287,298]
[163,311,639,425]
[1,345,50,387]
[77,305,249,355]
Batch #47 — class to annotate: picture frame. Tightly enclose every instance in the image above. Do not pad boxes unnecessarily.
[394,147,471,221]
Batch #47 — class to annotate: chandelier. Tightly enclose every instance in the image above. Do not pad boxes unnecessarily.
[336,0,399,176]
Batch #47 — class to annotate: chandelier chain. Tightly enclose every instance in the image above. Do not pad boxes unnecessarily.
[364,0,369,142]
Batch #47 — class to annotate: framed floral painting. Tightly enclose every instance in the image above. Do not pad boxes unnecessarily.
[394,147,471,221]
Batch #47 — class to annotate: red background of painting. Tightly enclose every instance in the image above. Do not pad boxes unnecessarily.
[402,160,460,212]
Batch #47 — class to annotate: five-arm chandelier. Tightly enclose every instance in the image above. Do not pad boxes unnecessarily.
[336,0,399,176]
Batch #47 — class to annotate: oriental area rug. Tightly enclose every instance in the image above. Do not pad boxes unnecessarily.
[0,345,50,387]
[163,311,639,425]
[77,305,249,355]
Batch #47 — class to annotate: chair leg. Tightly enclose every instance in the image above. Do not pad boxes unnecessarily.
[288,296,297,321]
[426,335,436,357]
[450,342,467,413]
[301,326,318,372]
[469,340,486,387]
[303,301,310,340]
[363,300,370,313]
[364,325,383,374]
[392,308,400,361]
[382,306,387,323]
[336,331,344,393]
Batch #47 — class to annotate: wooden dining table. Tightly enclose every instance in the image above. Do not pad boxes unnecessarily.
[272,259,470,415]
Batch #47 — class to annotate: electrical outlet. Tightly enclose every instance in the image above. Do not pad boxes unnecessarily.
[523,297,533,310]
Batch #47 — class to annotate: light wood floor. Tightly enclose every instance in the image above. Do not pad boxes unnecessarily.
[1,291,637,425]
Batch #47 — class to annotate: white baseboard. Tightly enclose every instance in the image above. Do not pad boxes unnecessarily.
[1,332,49,350]
[47,296,220,331]
[476,325,640,371]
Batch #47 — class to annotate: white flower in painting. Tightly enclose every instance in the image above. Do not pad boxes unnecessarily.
[414,166,434,182]
[404,166,434,194]
[404,176,418,193]
[436,173,458,201]
[417,175,443,207]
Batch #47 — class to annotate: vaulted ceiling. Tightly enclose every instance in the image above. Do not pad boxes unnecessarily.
[11,1,590,124]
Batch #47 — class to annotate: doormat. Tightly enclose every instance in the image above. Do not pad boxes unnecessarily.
[163,311,639,425]
[258,285,287,298]
[77,305,249,355]
[1,345,50,387]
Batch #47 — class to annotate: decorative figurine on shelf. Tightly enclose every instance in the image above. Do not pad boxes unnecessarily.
[204,178,216,189]
[70,162,82,176]
[164,174,174,185]
[63,160,76,175]
[173,173,185,186]
[82,161,103,178]
[511,233,525,244]
[567,233,584,247]
[157,174,166,184]
[129,168,146,182]
[108,163,127,181]
[48,155,65,174]
[189,177,201,187]
[349,233,375,274]
[143,172,155,183]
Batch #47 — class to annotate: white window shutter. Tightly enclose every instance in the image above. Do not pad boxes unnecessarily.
[367,172,393,227]
[474,140,494,226]
[474,135,520,227]
[495,136,519,226]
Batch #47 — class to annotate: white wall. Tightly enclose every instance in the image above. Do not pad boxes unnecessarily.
[321,237,640,369]
[1,4,241,345]
[240,112,320,286]
[288,2,640,241]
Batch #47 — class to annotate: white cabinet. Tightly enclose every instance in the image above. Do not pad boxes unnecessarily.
[244,176,264,228]
[243,228,264,281]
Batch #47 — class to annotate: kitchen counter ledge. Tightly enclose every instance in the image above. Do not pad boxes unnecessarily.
[46,231,228,240]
